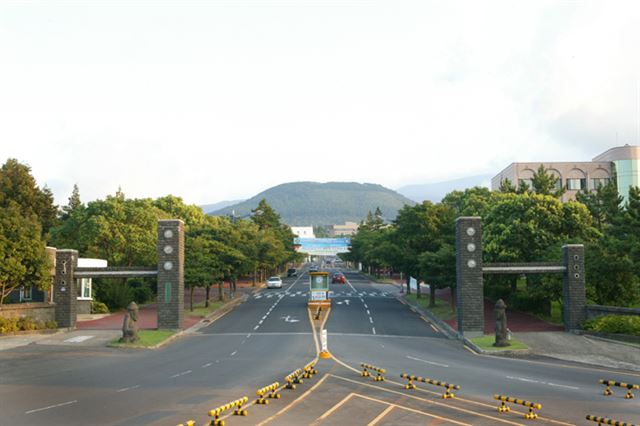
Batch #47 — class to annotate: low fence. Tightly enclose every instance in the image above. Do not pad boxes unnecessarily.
[587,305,640,319]
[0,303,55,322]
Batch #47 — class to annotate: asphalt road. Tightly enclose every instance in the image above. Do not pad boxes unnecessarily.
[1,268,638,425]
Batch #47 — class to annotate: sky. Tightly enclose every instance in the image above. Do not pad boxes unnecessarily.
[1,1,640,206]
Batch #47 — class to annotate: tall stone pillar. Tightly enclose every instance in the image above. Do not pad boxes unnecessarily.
[563,244,586,331]
[157,220,185,329]
[455,217,484,337]
[54,249,78,328]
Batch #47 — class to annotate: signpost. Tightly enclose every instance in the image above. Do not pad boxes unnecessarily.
[308,271,331,308]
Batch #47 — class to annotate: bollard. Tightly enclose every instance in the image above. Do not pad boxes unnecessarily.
[361,363,386,382]
[177,421,195,426]
[400,373,459,398]
[285,369,303,389]
[586,414,637,425]
[256,382,280,405]
[494,395,541,420]
[303,360,318,378]
[599,379,639,399]
[208,397,248,425]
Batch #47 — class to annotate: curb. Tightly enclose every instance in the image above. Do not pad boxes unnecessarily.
[108,293,249,350]
[462,337,531,356]
[398,295,459,340]
[582,333,640,348]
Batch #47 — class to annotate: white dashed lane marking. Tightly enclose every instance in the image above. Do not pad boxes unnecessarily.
[25,400,78,414]
[406,355,449,368]
[170,370,192,378]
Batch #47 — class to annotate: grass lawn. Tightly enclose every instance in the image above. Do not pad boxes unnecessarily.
[187,300,226,318]
[110,329,176,348]
[405,294,456,321]
[470,334,528,351]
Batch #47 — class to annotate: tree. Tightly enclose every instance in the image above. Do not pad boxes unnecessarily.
[0,159,59,239]
[498,178,517,193]
[61,184,82,220]
[576,181,622,231]
[530,164,566,198]
[0,202,50,304]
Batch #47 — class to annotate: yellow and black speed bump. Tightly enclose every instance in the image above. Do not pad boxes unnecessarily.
[494,394,541,420]
[285,369,303,389]
[599,379,639,399]
[177,421,195,426]
[586,414,637,425]
[303,360,318,378]
[208,396,249,425]
[361,363,386,382]
[400,373,460,398]
[256,382,280,405]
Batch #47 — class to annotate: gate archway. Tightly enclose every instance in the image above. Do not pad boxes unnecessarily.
[53,219,185,330]
[455,216,586,337]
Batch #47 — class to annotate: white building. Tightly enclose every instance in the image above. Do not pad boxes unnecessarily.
[291,226,315,239]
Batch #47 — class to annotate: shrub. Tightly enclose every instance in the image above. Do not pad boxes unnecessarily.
[131,285,154,305]
[95,278,135,311]
[0,317,19,334]
[0,316,55,333]
[45,319,57,329]
[91,301,109,314]
[583,315,640,336]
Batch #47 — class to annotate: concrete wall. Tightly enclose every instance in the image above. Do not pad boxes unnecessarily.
[586,304,640,319]
[0,303,55,322]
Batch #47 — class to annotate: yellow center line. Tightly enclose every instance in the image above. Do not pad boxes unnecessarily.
[255,373,330,426]
[307,308,321,355]
[366,404,395,426]
[328,373,527,426]
[310,392,356,425]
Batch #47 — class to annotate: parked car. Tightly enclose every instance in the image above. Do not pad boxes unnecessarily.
[332,272,347,284]
[266,276,283,289]
[287,268,297,277]
[309,265,319,273]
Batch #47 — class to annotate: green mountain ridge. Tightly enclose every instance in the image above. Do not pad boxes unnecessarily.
[209,182,416,226]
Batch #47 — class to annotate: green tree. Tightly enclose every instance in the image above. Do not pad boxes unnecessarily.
[530,164,566,198]
[61,184,82,220]
[498,178,517,193]
[0,202,51,304]
[0,159,59,238]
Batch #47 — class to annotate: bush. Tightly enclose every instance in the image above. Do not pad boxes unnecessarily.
[583,315,640,336]
[91,301,109,314]
[95,278,135,311]
[0,316,56,334]
[130,283,154,305]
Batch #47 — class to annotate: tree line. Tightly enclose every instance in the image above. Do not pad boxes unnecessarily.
[343,165,640,315]
[0,159,302,309]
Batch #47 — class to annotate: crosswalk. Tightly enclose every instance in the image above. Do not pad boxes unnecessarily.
[253,290,393,300]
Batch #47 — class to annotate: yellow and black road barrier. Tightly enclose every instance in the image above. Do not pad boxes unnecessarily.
[303,360,318,378]
[586,414,637,425]
[494,394,541,420]
[285,368,304,389]
[599,379,639,399]
[256,382,280,404]
[400,373,459,398]
[177,421,195,426]
[361,363,386,382]
[314,306,322,320]
[208,396,249,425]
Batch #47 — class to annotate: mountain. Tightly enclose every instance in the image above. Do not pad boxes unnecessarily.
[396,174,492,202]
[209,182,415,226]
[200,199,244,214]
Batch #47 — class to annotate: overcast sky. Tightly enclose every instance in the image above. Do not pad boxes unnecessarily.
[1,1,639,206]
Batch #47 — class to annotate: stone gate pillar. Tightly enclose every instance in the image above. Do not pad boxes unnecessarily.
[54,249,78,328]
[562,244,586,331]
[157,220,185,329]
[455,217,484,337]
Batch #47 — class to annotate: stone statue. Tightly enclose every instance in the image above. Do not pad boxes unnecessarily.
[494,299,510,347]
[120,302,140,343]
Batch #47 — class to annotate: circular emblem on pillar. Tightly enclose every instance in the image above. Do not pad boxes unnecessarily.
[164,229,174,239]
[467,259,476,268]
[164,261,173,271]
[467,243,476,252]
[574,273,579,279]
[163,245,174,254]
[573,255,579,261]
[466,227,476,237]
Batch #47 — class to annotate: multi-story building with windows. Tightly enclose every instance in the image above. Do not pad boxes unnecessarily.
[491,145,640,203]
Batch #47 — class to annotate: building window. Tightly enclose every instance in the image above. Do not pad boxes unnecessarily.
[591,178,610,189]
[20,285,33,301]
[566,178,586,191]
[76,278,92,300]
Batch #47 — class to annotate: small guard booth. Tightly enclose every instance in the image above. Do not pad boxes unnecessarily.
[308,271,331,308]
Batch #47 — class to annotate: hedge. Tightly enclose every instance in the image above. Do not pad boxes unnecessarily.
[583,315,640,336]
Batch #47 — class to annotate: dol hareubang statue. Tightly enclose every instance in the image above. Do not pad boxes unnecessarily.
[121,302,140,343]
[494,299,510,347]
